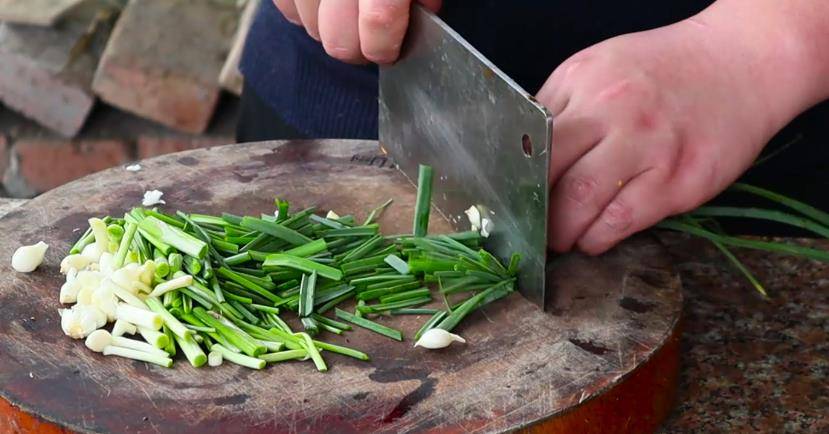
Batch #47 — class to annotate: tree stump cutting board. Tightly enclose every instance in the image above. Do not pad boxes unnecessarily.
[0,140,682,433]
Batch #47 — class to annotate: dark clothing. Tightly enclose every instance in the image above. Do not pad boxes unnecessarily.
[238,1,829,236]
[239,1,713,139]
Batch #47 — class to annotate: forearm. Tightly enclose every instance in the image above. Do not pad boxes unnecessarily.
[693,0,829,125]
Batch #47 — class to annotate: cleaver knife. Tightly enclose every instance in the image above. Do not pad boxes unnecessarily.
[379,6,553,309]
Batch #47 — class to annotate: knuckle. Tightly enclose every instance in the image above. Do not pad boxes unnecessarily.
[601,200,634,233]
[595,78,655,106]
[362,5,402,29]
[561,175,598,207]
[324,42,361,63]
[362,45,400,64]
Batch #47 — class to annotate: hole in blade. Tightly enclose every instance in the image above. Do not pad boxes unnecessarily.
[521,134,533,157]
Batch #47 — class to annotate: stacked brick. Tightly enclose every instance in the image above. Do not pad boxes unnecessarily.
[0,0,256,197]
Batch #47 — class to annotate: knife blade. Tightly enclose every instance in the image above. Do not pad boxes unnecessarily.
[378,5,552,309]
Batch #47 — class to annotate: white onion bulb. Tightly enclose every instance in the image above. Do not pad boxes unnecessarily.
[11,241,48,272]
[414,328,466,349]
[84,329,112,352]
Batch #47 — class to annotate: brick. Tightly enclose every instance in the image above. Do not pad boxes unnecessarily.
[0,0,84,26]
[219,0,259,96]
[136,135,232,160]
[9,138,129,193]
[0,1,117,137]
[93,0,238,134]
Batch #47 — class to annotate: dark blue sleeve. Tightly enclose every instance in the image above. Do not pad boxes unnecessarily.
[240,2,379,139]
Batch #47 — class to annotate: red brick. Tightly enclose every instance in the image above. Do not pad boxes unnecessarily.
[0,1,114,137]
[92,0,237,133]
[136,136,232,160]
[13,139,130,192]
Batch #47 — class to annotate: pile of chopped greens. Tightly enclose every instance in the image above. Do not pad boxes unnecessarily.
[59,165,519,370]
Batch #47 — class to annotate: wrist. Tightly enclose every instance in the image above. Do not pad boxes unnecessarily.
[692,0,829,128]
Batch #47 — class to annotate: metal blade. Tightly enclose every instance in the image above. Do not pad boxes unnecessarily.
[379,6,552,308]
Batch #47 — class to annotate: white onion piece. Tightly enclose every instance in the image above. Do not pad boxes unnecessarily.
[60,254,91,274]
[414,328,466,349]
[116,303,162,330]
[60,305,105,339]
[325,210,340,220]
[464,206,482,231]
[11,241,48,272]
[98,252,115,276]
[112,319,137,337]
[85,329,112,352]
[81,243,103,262]
[137,260,156,285]
[208,351,223,367]
[142,190,166,206]
[88,218,110,254]
[111,267,140,294]
[92,285,118,322]
[480,218,494,238]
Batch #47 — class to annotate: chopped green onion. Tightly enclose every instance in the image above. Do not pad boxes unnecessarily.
[263,254,343,281]
[298,271,317,317]
[240,217,312,246]
[384,254,410,275]
[415,311,448,340]
[139,216,207,259]
[335,308,403,341]
[296,332,327,372]
[259,349,307,363]
[358,296,432,314]
[413,164,433,237]
[211,344,265,369]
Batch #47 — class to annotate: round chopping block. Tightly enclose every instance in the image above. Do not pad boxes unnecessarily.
[0,140,682,433]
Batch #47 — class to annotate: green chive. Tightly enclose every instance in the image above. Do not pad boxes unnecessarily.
[358,296,432,314]
[413,164,433,237]
[298,271,317,317]
[311,313,352,331]
[240,217,312,246]
[263,254,343,281]
[284,239,328,258]
[211,344,265,369]
[415,311,448,339]
[323,225,379,238]
[296,332,327,372]
[379,288,431,304]
[391,308,440,315]
[364,198,393,225]
[384,254,410,274]
[139,216,207,259]
[335,308,403,341]
[259,349,307,363]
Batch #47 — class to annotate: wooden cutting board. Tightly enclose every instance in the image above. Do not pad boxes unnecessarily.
[0,140,682,433]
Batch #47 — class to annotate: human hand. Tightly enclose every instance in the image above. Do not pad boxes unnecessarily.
[537,8,820,255]
[272,0,441,64]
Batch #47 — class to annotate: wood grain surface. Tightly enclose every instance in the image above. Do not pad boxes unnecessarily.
[0,140,682,433]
